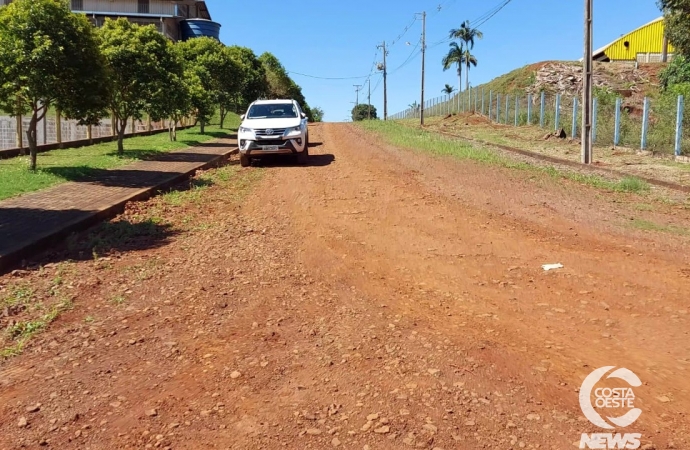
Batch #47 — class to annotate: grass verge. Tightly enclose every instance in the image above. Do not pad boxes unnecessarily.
[357,120,650,194]
[0,114,239,200]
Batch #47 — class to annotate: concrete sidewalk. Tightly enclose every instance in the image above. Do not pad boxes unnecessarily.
[0,136,237,273]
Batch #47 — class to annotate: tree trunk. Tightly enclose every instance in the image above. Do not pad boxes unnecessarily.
[172,120,177,141]
[117,118,127,155]
[466,61,470,92]
[458,67,462,93]
[26,112,39,171]
[200,119,206,134]
[219,106,226,129]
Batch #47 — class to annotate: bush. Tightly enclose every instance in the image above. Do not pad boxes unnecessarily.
[660,56,690,89]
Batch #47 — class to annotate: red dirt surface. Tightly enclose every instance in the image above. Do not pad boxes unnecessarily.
[1,123,689,449]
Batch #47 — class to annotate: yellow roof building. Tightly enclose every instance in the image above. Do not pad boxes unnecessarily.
[593,17,675,63]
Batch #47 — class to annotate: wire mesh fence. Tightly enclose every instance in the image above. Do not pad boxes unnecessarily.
[0,114,174,151]
[390,88,689,156]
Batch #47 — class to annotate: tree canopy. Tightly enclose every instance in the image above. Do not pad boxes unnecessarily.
[351,104,377,121]
[0,0,109,169]
[659,0,690,59]
[259,52,314,121]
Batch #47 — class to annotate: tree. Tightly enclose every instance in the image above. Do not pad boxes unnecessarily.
[461,48,478,92]
[351,104,377,121]
[177,37,241,133]
[442,42,465,93]
[449,20,483,51]
[226,46,268,122]
[659,0,690,58]
[442,84,456,96]
[147,47,190,142]
[99,18,176,154]
[660,55,690,88]
[311,107,325,122]
[259,52,315,121]
[0,0,109,170]
[449,20,482,92]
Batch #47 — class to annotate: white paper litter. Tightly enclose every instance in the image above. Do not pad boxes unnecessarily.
[542,263,564,271]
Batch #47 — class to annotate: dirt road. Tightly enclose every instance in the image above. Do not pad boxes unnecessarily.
[1,123,689,449]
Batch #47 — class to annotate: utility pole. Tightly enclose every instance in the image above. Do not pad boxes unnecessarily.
[581,0,593,164]
[419,11,427,126]
[368,79,372,120]
[378,41,388,120]
[353,84,362,107]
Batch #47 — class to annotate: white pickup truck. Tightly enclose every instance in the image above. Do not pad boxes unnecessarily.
[237,99,309,167]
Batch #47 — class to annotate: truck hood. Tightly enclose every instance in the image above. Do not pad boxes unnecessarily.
[241,118,301,129]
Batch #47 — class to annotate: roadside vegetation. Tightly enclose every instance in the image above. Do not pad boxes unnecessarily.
[358,120,651,194]
[0,0,320,170]
[0,114,239,200]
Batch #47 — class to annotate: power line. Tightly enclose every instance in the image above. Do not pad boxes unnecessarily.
[388,39,422,75]
[428,0,515,49]
[286,71,372,80]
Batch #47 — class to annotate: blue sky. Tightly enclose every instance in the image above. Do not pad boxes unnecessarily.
[209,0,663,122]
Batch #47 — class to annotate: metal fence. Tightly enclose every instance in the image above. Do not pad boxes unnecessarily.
[0,114,173,151]
[391,88,689,156]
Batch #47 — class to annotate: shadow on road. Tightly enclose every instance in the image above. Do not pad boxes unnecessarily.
[251,154,335,168]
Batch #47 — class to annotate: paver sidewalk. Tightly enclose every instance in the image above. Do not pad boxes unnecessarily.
[0,136,237,273]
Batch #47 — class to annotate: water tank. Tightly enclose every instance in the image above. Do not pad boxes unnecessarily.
[180,19,221,41]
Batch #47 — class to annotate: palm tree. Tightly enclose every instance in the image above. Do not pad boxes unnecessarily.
[449,20,483,50]
[461,48,478,92]
[449,21,482,91]
[441,42,464,93]
[442,84,455,96]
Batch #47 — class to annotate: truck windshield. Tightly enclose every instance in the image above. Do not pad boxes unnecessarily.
[247,104,298,119]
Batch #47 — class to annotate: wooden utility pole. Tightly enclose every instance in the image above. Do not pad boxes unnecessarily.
[378,41,388,120]
[581,0,593,164]
[368,79,371,120]
[353,84,362,107]
[420,11,427,126]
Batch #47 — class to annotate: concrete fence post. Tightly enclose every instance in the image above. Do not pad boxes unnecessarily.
[489,91,493,121]
[527,94,532,125]
[496,94,500,123]
[555,94,561,131]
[515,96,519,126]
[676,95,685,156]
[56,109,62,148]
[505,94,510,125]
[572,97,579,139]
[540,91,546,128]
[15,114,23,150]
[641,97,650,150]
[614,98,622,146]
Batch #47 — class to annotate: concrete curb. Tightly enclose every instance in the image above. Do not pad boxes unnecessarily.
[0,147,238,274]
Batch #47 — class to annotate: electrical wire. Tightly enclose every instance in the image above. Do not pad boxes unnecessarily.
[428,0,515,49]
[388,39,422,75]
[286,71,372,80]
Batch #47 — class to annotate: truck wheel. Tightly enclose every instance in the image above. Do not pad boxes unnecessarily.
[240,153,250,167]
[297,147,309,165]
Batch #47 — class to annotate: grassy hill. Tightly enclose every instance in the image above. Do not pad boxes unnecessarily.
[471,61,665,102]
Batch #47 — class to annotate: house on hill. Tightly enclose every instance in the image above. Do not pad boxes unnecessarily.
[593,17,674,63]
[1,0,220,42]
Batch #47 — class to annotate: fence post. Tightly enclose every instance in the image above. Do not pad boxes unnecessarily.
[489,91,493,121]
[675,95,684,156]
[540,91,545,128]
[505,95,510,125]
[592,98,598,143]
[641,97,650,150]
[527,94,532,125]
[572,97,578,139]
[496,94,500,123]
[15,114,23,150]
[614,97,622,147]
[482,88,485,115]
[515,96,519,126]
[555,94,561,131]
[56,109,62,148]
